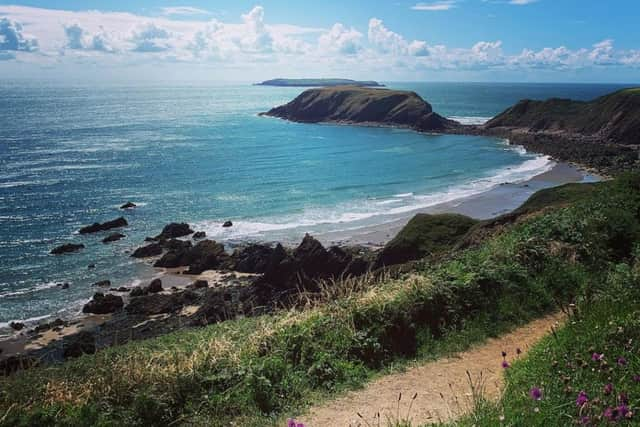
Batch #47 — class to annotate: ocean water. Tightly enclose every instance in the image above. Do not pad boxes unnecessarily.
[0,81,633,327]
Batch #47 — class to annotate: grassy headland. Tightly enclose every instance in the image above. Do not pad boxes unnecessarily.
[3,169,640,425]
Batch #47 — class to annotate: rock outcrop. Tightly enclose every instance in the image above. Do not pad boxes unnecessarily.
[155,223,193,239]
[82,293,124,314]
[50,243,85,255]
[79,217,128,234]
[262,86,459,132]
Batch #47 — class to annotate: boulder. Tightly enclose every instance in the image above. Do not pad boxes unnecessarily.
[193,231,206,239]
[120,201,136,209]
[188,279,208,289]
[222,221,233,228]
[154,239,231,274]
[125,293,184,316]
[9,321,24,331]
[130,286,145,297]
[50,243,84,255]
[88,264,96,269]
[155,222,193,239]
[56,282,70,289]
[33,318,66,333]
[82,293,124,314]
[131,243,163,258]
[102,233,125,243]
[146,278,163,293]
[62,330,96,358]
[79,217,128,234]
[91,280,111,288]
[231,244,276,273]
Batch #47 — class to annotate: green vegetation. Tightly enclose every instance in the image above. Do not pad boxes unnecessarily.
[377,213,478,266]
[4,174,640,426]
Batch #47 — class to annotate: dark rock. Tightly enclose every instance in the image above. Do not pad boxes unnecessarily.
[146,278,163,293]
[193,231,206,239]
[79,217,128,234]
[144,236,157,242]
[120,201,136,209]
[50,243,85,255]
[88,264,96,269]
[91,280,111,288]
[231,244,276,273]
[125,293,184,316]
[0,355,38,375]
[188,280,208,289]
[56,282,70,289]
[9,321,24,331]
[33,318,66,333]
[114,287,129,292]
[82,293,123,314]
[155,222,193,239]
[222,221,233,228]
[161,239,192,251]
[190,287,247,325]
[154,239,230,274]
[63,330,96,358]
[102,233,125,243]
[130,287,145,297]
[131,243,163,258]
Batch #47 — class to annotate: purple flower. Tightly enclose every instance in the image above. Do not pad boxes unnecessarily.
[297,424,305,427]
[287,419,296,427]
[604,406,618,422]
[617,356,627,366]
[591,352,604,362]
[604,383,614,395]
[501,360,510,369]
[634,375,640,383]
[619,393,629,405]
[530,387,543,401]
[576,391,589,407]
[618,404,630,419]
[579,416,591,425]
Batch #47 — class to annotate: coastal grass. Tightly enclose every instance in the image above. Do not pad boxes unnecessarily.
[2,174,639,426]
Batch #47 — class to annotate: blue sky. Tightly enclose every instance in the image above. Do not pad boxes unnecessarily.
[1,0,639,82]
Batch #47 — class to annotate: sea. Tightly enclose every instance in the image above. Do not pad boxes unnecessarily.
[0,81,634,329]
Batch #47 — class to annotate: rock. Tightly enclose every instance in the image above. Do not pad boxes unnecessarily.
[63,330,96,358]
[113,287,129,292]
[91,280,111,288]
[155,222,193,239]
[193,231,206,239]
[79,217,128,234]
[33,318,66,333]
[50,243,85,255]
[56,282,70,289]
[88,264,96,269]
[125,293,184,316]
[231,244,276,273]
[120,201,136,209]
[102,233,125,243]
[146,278,163,293]
[144,237,157,242]
[222,221,233,228]
[82,293,123,314]
[9,321,24,331]
[130,287,145,297]
[188,280,208,289]
[154,239,231,274]
[131,243,163,258]
[161,239,192,251]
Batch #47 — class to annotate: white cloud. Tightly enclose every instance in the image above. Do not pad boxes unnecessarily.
[318,23,363,55]
[161,7,211,17]
[411,1,458,11]
[0,17,38,52]
[509,0,538,4]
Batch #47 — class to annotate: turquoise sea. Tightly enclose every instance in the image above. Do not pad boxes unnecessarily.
[0,81,633,328]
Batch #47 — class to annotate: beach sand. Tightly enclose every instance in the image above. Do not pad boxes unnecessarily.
[317,162,601,248]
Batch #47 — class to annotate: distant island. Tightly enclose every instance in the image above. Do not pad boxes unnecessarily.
[261,86,459,132]
[255,78,384,87]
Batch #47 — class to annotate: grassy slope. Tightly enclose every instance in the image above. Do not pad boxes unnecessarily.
[4,175,640,426]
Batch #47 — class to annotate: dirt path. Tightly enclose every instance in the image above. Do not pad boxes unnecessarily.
[301,313,564,426]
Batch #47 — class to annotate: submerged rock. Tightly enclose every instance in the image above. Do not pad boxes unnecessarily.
[56,282,70,289]
[222,221,233,228]
[91,280,111,288]
[102,233,125,243]
[79,217,128,234]
[82,293,123,314]
[50,243,85,255]
[120,201,136,209]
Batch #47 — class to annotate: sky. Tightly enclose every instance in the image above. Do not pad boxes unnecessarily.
[0,0,639,82]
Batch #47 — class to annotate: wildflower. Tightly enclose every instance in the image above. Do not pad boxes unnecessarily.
[287,419,296,427]
[604,383,614,395]
[516,347,522,355]
[533,407,540,413]
[576,391,589,407]
[617,356,627,366]
[530,387,543,401]
[592,353,604,362]
[619,393,629,405]
[633,375,640,383]
[604,406,617,422]
[618,404,630,419]
[579,416,591,425]
[502,351,507,358]
[501,360,510,369]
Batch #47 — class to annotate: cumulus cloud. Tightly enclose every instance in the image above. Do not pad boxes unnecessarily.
[65,23,116,52]
[0,17,38,52]
[318,23,363,55]
[130,23,171,52]
[368,18,430,57]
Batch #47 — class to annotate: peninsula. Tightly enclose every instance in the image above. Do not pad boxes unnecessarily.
[255,78,384,87]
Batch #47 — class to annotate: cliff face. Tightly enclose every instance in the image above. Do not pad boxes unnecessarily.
[484,88,640,145]
[262,86,459,132]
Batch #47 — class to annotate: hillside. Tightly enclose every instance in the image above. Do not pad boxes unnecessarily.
[485,88,640,145]
[255,78,384,87]
[262,86,460,131]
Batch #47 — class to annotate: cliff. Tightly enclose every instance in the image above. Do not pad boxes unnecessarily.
[262,86,460,132]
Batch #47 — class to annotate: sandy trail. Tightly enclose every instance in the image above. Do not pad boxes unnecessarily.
[301,313,563,426]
